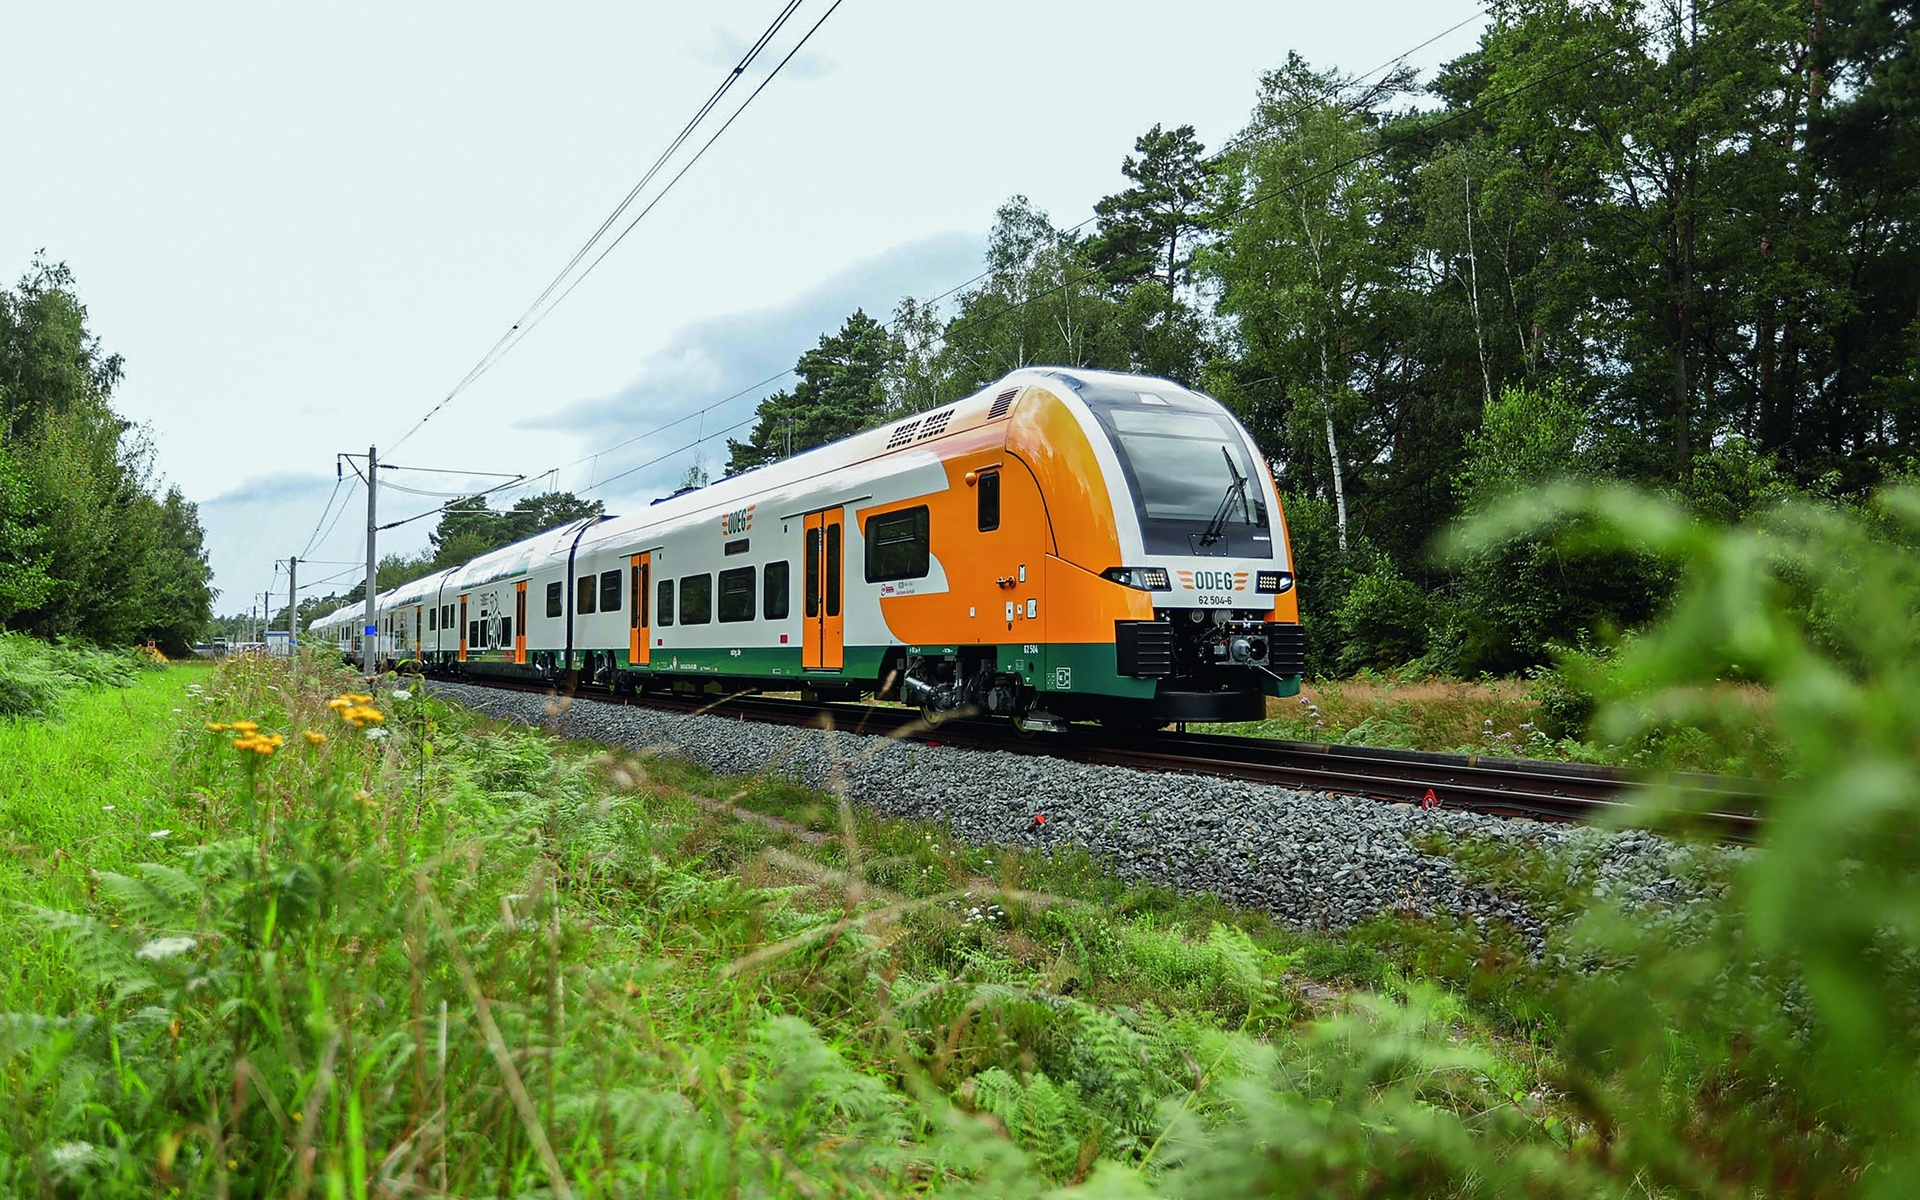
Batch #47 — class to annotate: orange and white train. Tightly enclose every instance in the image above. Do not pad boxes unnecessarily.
[309,367,1304,731]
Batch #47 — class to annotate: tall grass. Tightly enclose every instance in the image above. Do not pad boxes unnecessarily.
[0,631,161,720]
[7,480,1920,1197]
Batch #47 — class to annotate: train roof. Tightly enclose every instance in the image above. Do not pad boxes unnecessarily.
[453,517,607,591]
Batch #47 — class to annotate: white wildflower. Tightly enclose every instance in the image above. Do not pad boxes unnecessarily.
[148,829,171,840]
[101,805,116,813]
[391,688,412,701]
[366,727,389,740]
[136,936,195,961]
[51,1141,93,1167]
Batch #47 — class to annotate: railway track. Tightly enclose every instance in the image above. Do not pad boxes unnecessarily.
[430,676,1768,842]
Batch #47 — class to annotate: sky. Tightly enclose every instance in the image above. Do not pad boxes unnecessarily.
[1,1,1487,616]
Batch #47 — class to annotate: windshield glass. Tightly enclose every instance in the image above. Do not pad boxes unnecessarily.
[1103,407,1265,523]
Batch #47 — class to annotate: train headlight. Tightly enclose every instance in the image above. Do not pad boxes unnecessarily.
[1101,566,1172,591]
[1256,570,1295,594]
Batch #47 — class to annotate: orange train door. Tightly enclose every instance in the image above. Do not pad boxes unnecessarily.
[458,595,468,662]
[629,552,650,666]
[802,508,844,670]
[514,582,528,664]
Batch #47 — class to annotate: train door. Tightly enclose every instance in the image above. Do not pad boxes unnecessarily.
[514,583,528,664]
[458,595,469,662]
[630,552,651,666]
[413,606,423,658]
[803,508,844,670]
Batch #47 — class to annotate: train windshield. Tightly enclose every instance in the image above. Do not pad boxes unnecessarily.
[1088,399,1273,557]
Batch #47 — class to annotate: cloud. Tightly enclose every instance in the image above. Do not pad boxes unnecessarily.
[200,231,982,609]
[689,24,837,80]
[530,230,981,513]
[198,471,438,614]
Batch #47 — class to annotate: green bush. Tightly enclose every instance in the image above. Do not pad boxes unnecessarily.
[1334,556,1433,673]
[0,631,138,719]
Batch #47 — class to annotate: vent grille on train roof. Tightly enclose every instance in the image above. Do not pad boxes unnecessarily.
[885,419,922,449]
[916,409,954,439]
[988,387,1019,420]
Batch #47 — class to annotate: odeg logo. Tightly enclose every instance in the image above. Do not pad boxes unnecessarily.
[1190,570,1239,592]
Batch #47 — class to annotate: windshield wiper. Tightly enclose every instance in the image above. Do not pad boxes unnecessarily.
[1199,446,1250,547]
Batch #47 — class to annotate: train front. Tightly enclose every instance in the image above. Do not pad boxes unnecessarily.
[1009,369,1303,727]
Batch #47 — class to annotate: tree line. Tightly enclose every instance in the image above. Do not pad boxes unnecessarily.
[0,257,214,655]
[722,0,1917,677]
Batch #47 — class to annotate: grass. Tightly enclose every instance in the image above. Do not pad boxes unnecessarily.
[0,652,1591,1196]
[1220,672,1782,775]
[0,667,200,1013]
[1221,675,1562,756]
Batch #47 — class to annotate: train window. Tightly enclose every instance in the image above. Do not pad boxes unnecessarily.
[469,620,481,648]
[977,471,1000,532]
[428,608,436,632]
[577,575,597,615]
[443,604,454,628]
[718,567,755,622]
[764,560,790,620]
[500,617,512,647]
[805,528,821,618]
[546,581,562,618]
[657,578,674,626]
[679,574,712,625]
[864,505,928,583]
[826,523,842,617]
[599,569,621,612]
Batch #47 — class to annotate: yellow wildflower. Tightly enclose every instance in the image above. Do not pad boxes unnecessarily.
[304,730,327,745]
[338,704,385,727]
[205,722,229,732]
[230,731,286,756]
[230,720,259,734]
[344,693,373,704]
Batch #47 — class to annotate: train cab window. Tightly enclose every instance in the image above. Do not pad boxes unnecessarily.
[805,529,821,618]
[656,578,674,626]
[546,581,562,618]
[864,505,928,583]
[977,471,1000,532]
[764,560,790,620]
[599,569,621,613]
[577,575,597,615]
[680,574,712,625]
[718,567,755,622]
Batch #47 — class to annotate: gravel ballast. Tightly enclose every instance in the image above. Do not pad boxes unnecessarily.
[427,681,1710,936]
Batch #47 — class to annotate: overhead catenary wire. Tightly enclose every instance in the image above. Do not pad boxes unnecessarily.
[933,0,1729,356]
[376,473,530,533]
[297,474,347,561]
[501,0,849,355]
[308,4,1543,561]
[511,4,1500,494]
[387,0,824,455]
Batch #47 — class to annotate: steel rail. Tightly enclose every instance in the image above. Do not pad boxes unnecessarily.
[431,677,1768,841]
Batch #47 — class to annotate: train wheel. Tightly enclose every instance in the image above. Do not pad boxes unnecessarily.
[919,703,948,727]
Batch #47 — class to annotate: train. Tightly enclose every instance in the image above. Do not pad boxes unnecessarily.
[308,367,1304,731]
